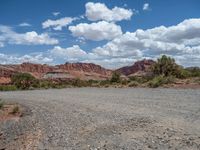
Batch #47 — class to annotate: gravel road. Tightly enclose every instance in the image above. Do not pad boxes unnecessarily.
[0,88,200,150]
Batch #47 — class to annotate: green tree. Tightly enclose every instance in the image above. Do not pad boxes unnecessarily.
[110,72,121,83]
[152,55,181,77]
[11,73,37,89]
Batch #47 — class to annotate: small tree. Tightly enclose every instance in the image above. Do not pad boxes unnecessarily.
[110,72,121,83]
[11,73,36,89]
[152,55,181,77]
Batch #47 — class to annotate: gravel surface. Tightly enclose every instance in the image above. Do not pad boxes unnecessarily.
[0,88,200,150]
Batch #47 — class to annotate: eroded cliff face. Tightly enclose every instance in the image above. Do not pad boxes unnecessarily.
[0,66,16,84]
[57,63,111,76]
[0,66,17,77]
[116,59,155,76]
[0,62,112,84]
[0,60,155,84]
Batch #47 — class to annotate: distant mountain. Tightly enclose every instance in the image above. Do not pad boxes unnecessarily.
[116,59,155,76]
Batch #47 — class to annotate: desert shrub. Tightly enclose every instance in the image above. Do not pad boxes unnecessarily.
[88,79,98,84]
[31,79,40,88]
[128,81,139,87]
[0,99,4,109]
[11,106,20,114]
[152,55,181,77]
[121,79,129,85]
[186,67,200,77]
[177,69,191,79]
[39,80,51,89]
[0,85,17,91]
[72,78,88,87]
[129,76,152,84]
[110,72,121,83]
[86,79,99,87]
[11,73,37,90]
[148,75,175,88]
[99,80,110,86]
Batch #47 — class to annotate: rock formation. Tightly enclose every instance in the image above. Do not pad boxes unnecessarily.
[0,60,156,84]
[116,59,155,76]
[0,62,112,84]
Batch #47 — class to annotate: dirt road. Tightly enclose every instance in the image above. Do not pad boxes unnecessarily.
[0,88,200,149]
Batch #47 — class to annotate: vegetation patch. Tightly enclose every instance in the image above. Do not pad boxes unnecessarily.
[11,105,20,114]
[0,99,4,109]
[0,85,17,91]
[148,76,175,88]
[11,73,38,90]
[0,55,199,90]
[128,81,139,87]
[0,100,23,122]
[110,72,121,83]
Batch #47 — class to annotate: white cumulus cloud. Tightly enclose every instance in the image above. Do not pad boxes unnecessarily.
[0,53,53,65]
[42,17,76,31]
[0,25,58,45]
[48,19,200,68]
[69,21,122,41]
[50,45,87,61]
[85,2,133,22]
[2,18,200,69]
[91,18,200,67]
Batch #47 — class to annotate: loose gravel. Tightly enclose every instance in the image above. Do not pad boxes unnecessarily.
[0,88,200,150]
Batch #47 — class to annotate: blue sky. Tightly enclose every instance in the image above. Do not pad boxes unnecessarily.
[0,0,200,68]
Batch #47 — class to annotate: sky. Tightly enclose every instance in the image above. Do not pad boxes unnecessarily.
[0,0,200,69]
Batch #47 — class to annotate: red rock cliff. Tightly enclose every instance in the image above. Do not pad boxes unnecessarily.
[116,59,155,76]
[0,62,112,83]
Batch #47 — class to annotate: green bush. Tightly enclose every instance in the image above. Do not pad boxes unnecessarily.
[110,72,121,83]
[0,85,17,91]
[148,75,175,88]
[39,80,53,89]
[177,69,191,79]
[11,73,37,90]
[152,55,181,77]
[31,79,40,88]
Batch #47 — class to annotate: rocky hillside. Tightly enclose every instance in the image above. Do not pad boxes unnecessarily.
[58,63,111,76]
[0,60,156,84]
[0,63,112,83]
[116,59,155,76]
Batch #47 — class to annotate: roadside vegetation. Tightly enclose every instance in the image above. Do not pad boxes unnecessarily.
[11,105,20,114]
[0,99,22,122]
[0,55,199,90]
[0,99,4,109]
